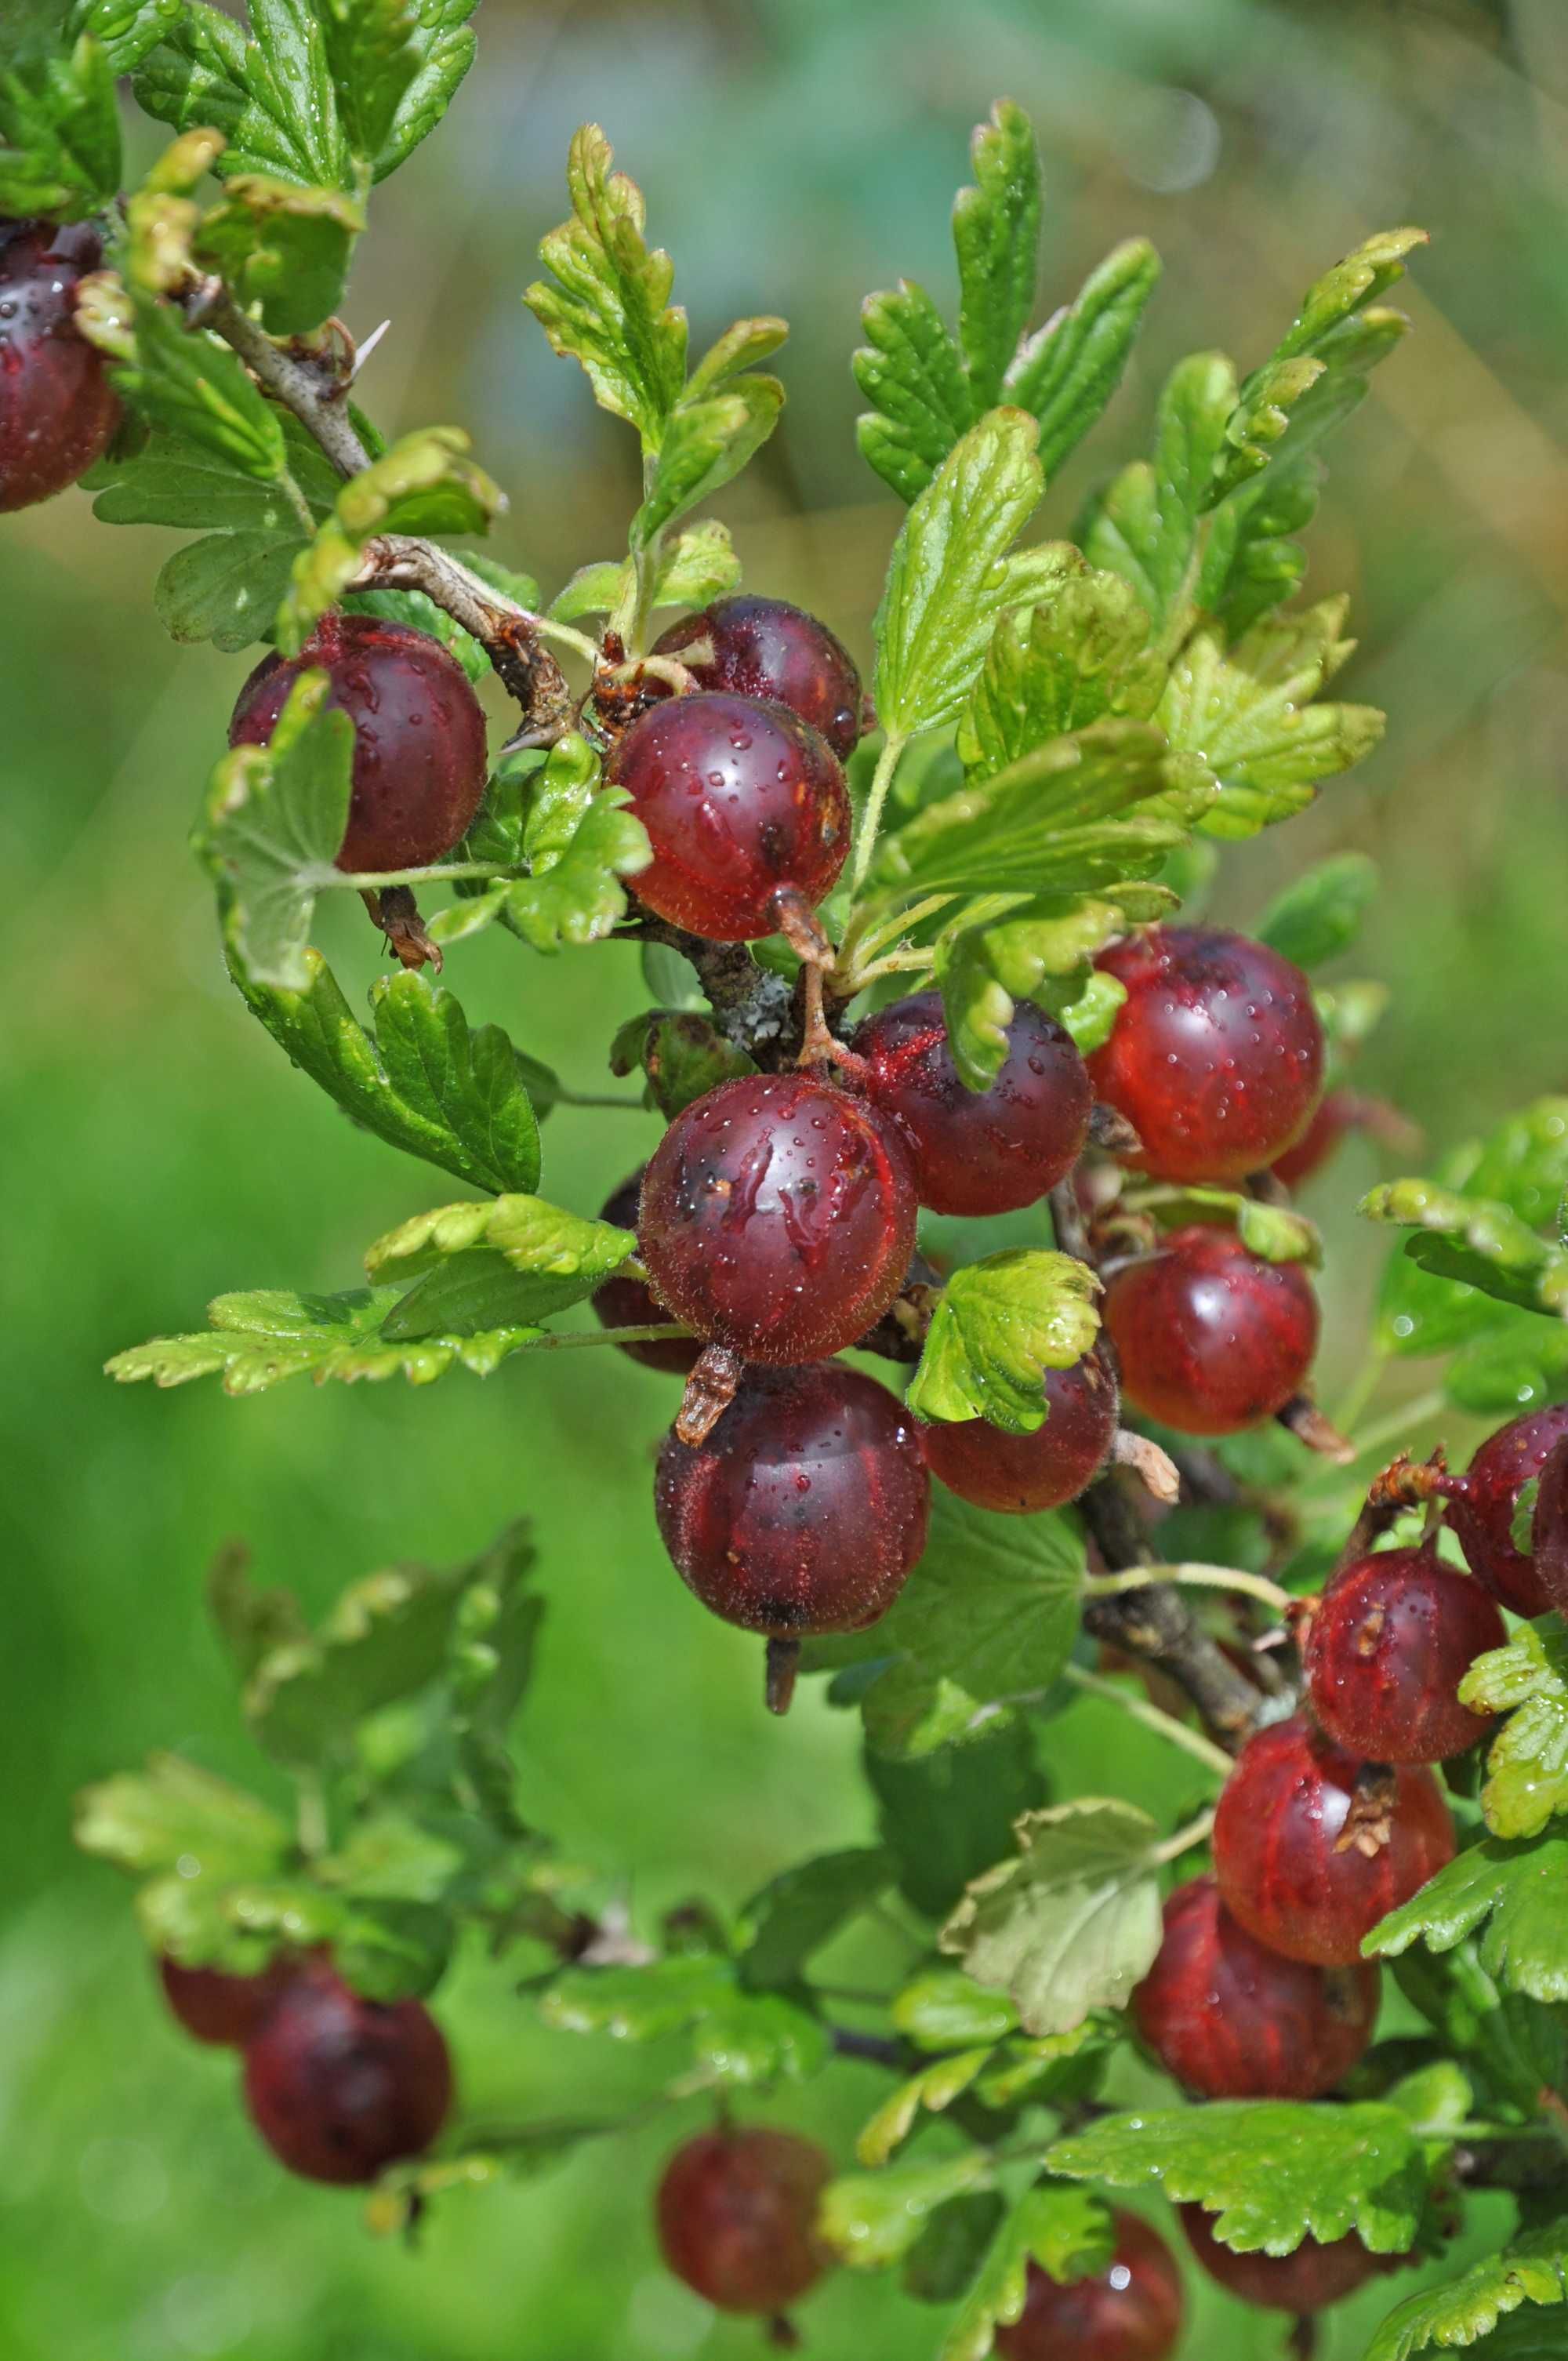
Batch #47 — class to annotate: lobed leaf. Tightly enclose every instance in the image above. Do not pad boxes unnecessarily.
[197,673,353,990]
[1080,351,1237,646]
[194,172,361,336]
[0,29,122,217]
[939,2183,1116,2361]
[957,569,1164,780]
[868,1722,1047,1923]
[953,99,1040,417]
[1460,1622,1568,1842]
[1257,851,1379,970]
[1365,1831,1568,2003]
[1361,2223,1568,2361]
[854,279,971,504]
[1362,1180,1568,1324]
[907,1248,1102,1433]
[1006,237,1161,481]
[541,1952,827,2089]
[820,2152,995,2272]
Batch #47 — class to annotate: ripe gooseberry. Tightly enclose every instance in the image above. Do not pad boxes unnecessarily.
[158,1954,289,2048]
[1180,2206,1392,2314]
[605,690,850,941]
[995,2212,1184,2361]
[1213,1714,1455,1968]
[637,1073,916,1364]
[1089,926,1324,1184]
[591,1172,701,1373]
[0,217,119,511]
[241,1962,452,2184]
[653,594,863,758]
[656,2127,833,2318]
[1132,1876,1380,2101]
[229,612,489,874]
[1102,1225,1319,1437]
[1304,1545,1506,1763]
[1446,1403,1568,1618]
[920,1345,1119,1514]
[851,990,1092,1217]
[655,1363,929,1662]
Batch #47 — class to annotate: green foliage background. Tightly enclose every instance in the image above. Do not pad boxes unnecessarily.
[2,0,1566,2353]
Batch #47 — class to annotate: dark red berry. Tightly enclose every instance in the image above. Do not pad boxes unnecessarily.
[851,990,1092,1217]
[591,1171,702,1373]
[1181,2206,1392,2314]
[656,1363,930,1639]
[241,1963,452,2184]
[1102,1225,1319,1437]
[604,691,850,941]
[1090,927,1324,1185]
[653,595,863,759]
[229,612,488,874]
[637,1073,916,1364]
[995,2212,1183,2361]
[1132,1876,1380,2101]
[0,217,119,511]
[1213,1714,1455,1969]
[158,1954,289,2048]
[656,2127,833,2316]
[1447,1403,1568,1618]
[1268,1090,1355,1190]
[1304,1546,1506,1764]
[920,1345,1119,1514]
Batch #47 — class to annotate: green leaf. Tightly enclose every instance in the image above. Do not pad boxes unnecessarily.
[736,1850,892,1990]
[69,0,185,77]
[1257,852,1379,970]
[1447,1323,1568,1418]
[541,1954,828,2089]
[933,890,1157,1092]
[1126,1183,1321,1267]
[365,1,478,184]
[608,1009,757,1121]
[820,2152,996,2272]
[874,410,1045,741]
[631,376,784,548]
[434,739,651,955]
[1008,237,1162,480]
[134,2,347,189]
[1362,1181,1568,1324]
[868,1720,1047,1921]
[957,572,1164,779]
[0,29,122,217]
[939,1801,1163,2039]
[854,279,972,504]
[113,288,288,480]
[940,2183,1116,2361]
[856,2049,996,2170]
[953,99,1040,416]
[902,2192,1008,2308]
[524,122,688,445]
[1049,2101,1428,2254]
[1361,2222,1568,2361]
[1460,1622,1568,1842]
[277,425,502,652]
[197,671,352,990]
[74,1753,291,1881]
[890,1971,1020,2054]
[194,173,361,336]
[908,1249,1102,1433]
[1080,351,1238,645]
[1198,455,1320,638]
[1392,1941,1568,2120]
[1365,1830,1568,2003]
[557,519,741,623]
[364,1192,634,1314]
[1468,1099,1568,1235]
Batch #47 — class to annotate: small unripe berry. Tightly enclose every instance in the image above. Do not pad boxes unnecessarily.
[851,990,1092,1217]
[158,1954,289,2048]
[1102,1225,1319,1437]
[241,1963,452,2184]
[920,1346,1119,1514]
[653,595,863,758]
[656,2127,833,2316]
[1132,1876,1380,2101]
[1447,1403,1568,1618]
[1181,2205,1392,2313]
[0,217,119,512]
[995,2212,1183,2361]
[229,612,489,874]
[1304,1545,1505,1763]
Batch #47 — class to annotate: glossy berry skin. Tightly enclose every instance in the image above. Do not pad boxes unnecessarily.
[1132,1876,1380,2101]
[591,1172,701,1374]
[656,1364,930,1637]
[638,1073,916,1364]
[995,2213,1183,2361]
[1181,2207,1389,2313]
[1090,926,1324,1185]
[921,1346,1119,1514]
[656,2127,833,2315]
[652,595,863,759]
[1102,1225,1319,1437]
[851,990,1092,1217]
[0,217,119,511]
[1270,1090,1357,1190]
[1304,1546,1506,1764]
[241,1963,452,2185]
[1447,1404,1568,1618]
[158,1955,288,2048]
[1214,1714,1455,1968]
[229,612,488,874]
[605,691,850,941]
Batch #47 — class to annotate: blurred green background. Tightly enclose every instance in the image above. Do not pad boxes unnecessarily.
[3,0,1566,2353]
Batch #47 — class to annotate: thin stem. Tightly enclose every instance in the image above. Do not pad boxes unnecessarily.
[1062,1662,1234,1779]
[535,1323,692,1350]
[850,732,907,895]
[1083,1563,1295,1618]
[554,1091,648,1111]
[330,859,514,890]
[1334,1348,1388,1436]
[1152,1806,1217,1865]
[840,891,957,979]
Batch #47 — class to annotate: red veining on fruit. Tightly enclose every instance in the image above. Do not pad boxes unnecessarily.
[0,216,119,512]
[995,2212,1184,2361]
[1102,1224,1319,1437]
[851,990,1092,1217]
[1090,926,1324,1184]
[1181,2207,1394,2313]
[1132,1875,1380,2100]
[1447,1402,1568,1617]
[241,1962,452,2184]
[229,612,489,874]
[1304,1545,1505,1763]
[656,2127,834,2315]
[637,1073,917,1363]
[1213,1713,1455,1967]
[655,1363,930,1636]
[605,689,850,941]
[591,1171,701,1373]
[920,1345,1118,1513]
[158,1954,289,2048]
[652,595,863,759]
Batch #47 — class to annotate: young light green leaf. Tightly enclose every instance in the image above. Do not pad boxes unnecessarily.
[1364,1830,1568,2003]
[74,1753,290,1881]
[735,1849,893,1990]
[134,2,349,188]
[68,0,184,76]
[0,28,122,217]
[854,279,972,504]
[1361,2221,1568,2361]
[933,889,1158,1092]
[1361,1181,1568,1323]
[1460,1622,1568,1842]
[907,1248,1102,1433]
[1007,238,1162,481]
[1046,2101,1428,2255]
[114,288,288,480]
[364,1193,633,1305]
[1080,351,1237,645]
[858,2050,996,2170]
[543,1954,829,2089]
[819,2152,995,2272]
[1256,851,1379,969]
[277,425,503,652]
[193,173,362,336]
[556,519,739,623]
[957,571,1163,779]
[939,2184,1116,2361]
[197,673,354,990]
[1467,1099,1568,1233]
[890,1971,1021,2054]
[1197,454,1319,639]
[953,99,1040,416]
[1126,1184,1322,1267]
[631,376,784,548]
